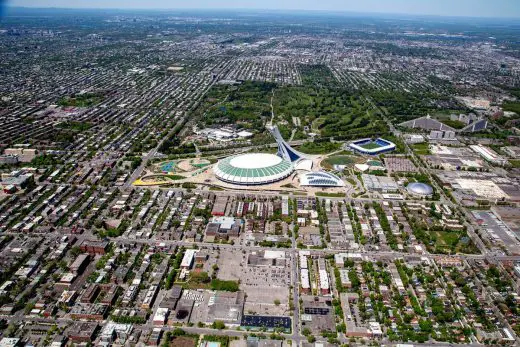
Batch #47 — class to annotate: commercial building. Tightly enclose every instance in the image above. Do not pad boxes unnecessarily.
[70,303,109,321]
[0,338,21,347]
[3,148,39,162]
[470,144,508,166]
[0,155,19,165]
[205,217,241,242]
[180,249,198,269]
[362,174,398,193]
[70,254,90,274]
[300,269,310,293]
[79,240,109,254]
[153,307,169,325]
[502,146,520,158]
[1,171,34,190]
[99,322,133,344]
[206,291,245,326]
[67,323,99,343]
[211,196,228,216]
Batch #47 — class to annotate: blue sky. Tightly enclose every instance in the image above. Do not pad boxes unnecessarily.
[5,0,520,18]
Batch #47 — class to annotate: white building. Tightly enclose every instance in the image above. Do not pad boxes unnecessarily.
[300,269,310,293]
[470,144,508,166]
[153,307,169,325]
[180,249,198,269]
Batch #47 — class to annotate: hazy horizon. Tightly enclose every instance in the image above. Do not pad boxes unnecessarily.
[5,0,520,18]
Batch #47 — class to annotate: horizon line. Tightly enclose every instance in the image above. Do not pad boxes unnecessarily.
[4,5,520,20]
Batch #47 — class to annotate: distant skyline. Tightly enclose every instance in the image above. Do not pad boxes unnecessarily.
[5,0,520,18]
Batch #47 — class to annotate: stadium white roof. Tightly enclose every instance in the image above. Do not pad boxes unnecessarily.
[299,171,345,187]
[214,153,293,185]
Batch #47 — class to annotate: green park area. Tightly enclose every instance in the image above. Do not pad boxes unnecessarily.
[321,154,361,169]
[441,119,466,129]
[58,92,103,107]
[429,229,479,255]
[194,66,389,148]
[298,141,341,154]
[274,67,388,140]
[510,160,520,168]
[195,81,274,134]
[411,142,431,155]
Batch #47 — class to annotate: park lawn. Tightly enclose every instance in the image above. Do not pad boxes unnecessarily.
[165,175,186,181]
[58,93,103,107]
[411,142,431,155]
[502,101,520,114]
[298,141,341,154]
[321,155,360,170]
[431,230,479,254]
[311,116,327,133]
[315,192,346,198]
[509,159,520,168]
[442,119,466,129]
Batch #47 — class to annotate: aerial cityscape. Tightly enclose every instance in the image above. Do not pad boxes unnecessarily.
[0,2,519,347]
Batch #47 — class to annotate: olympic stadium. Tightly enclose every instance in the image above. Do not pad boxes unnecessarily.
[214,153,294,185]
[213,125,306,185]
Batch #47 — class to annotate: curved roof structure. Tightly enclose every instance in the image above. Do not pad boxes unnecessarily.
[407,182,434,196]
[214,153,293,185]
[300,171,345,187]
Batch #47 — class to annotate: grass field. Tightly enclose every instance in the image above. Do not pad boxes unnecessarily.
[321,155,361,169]
[411,142,431,155]
[58,92,104,107]
[315,192,346,198]
[442,119,466,129]
[298,141,341,154]
[509,159,520,168]
[431,230,479,254]
[360,142,382,150]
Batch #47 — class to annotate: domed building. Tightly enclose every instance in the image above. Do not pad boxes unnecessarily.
[300,171,345,187]
[214,153,294,185]
[406,182,434,197]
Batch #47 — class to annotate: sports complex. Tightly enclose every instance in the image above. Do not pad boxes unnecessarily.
[347,138,396,155]
[213,153,294,185]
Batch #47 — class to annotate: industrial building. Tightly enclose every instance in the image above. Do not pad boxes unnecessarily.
[470,144,508,166]
[362,174,399,193]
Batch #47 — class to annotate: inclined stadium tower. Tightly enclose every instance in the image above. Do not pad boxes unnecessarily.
[267,125,307,163]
